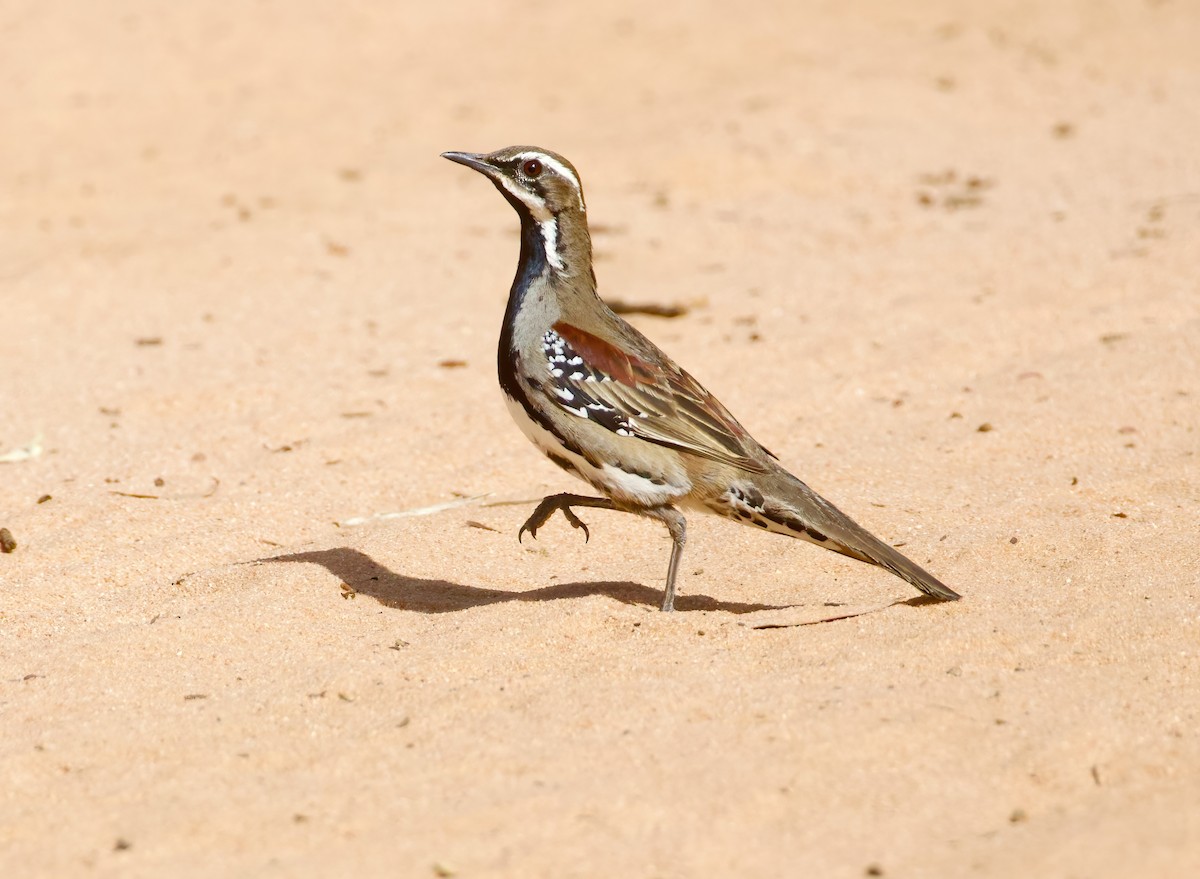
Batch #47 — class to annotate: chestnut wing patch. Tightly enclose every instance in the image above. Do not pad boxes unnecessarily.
[539,321,767,471]
[550,322,654,386]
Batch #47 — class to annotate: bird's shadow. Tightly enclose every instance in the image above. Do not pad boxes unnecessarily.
[259,547,787,614]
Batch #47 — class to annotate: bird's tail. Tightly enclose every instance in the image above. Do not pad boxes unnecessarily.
[750,470,961,602]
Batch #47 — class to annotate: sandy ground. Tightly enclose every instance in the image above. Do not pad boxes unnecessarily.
[2,0,1199,876]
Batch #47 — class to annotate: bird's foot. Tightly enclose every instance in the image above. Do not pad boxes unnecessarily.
[518,495,595,543]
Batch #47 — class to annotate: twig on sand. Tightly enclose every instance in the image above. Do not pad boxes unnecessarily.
[481,497,546,508]
[338,494,490,527]
[108,477,220,501]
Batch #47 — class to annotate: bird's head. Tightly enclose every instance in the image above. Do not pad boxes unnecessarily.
[443,145,591,276]
[441,145,587,223]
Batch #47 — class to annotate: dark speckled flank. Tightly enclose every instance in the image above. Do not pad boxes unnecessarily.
[706,491,831,544]
[764,510,828,543]
[797,522,828,542]
[729,484,764,509]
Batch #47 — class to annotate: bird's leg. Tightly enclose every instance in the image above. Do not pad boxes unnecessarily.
[640,505,687,612]
[519,493,617,544]
[520,497,687,613]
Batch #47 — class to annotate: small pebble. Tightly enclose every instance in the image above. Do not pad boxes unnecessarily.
[0,528,16,553]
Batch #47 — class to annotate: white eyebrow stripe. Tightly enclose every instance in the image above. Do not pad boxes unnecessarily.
[516,151,586,212]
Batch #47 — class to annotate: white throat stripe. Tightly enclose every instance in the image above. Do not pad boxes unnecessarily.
[540,217,565,270]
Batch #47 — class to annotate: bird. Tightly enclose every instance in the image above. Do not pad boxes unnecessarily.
[441,145,960,612]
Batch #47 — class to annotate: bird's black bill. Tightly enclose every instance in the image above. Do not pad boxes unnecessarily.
[441,150,495,175]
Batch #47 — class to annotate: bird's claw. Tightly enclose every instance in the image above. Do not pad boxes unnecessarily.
[517,502,591,544]
[561,508,591,543]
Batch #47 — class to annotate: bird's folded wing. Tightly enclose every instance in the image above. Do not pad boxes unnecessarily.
[544,321,768,471]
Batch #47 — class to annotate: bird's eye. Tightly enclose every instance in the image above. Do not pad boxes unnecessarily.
[521,158,543,178]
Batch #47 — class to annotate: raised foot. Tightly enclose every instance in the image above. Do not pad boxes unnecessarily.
[519,502,590,543]
[518,493,616,544]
